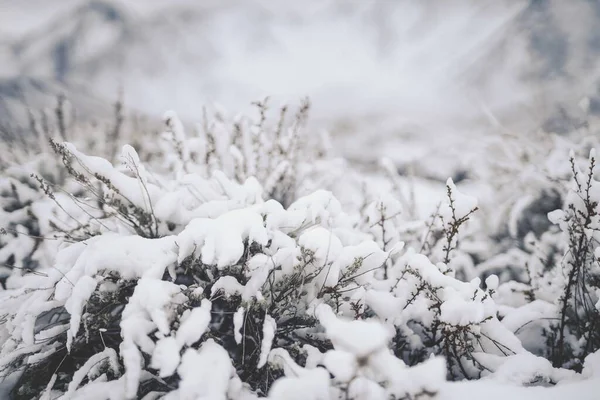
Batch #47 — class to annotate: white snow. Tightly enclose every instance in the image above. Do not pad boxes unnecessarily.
[321,350,357,382]
[176,209,268,268]
[267,367,330,400]
[257,314,277,368]
[65,275,98,351]
[315,304,391,359]
[175,299,212,347]
[233,307,245,345]
[150,336,180,377]
[55,234,178,301]
[170,340,234,400]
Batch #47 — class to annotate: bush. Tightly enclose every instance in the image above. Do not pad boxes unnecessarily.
[0,101,599,399]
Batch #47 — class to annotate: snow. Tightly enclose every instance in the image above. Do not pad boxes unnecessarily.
[299,227,343,263]
[150,336,180,377]
[376,354,446,399]
[242,254,275,301]
[121,144,151,189]
[500,300,557,333]
[332,240,390,286]
[287,190,343,228]
[233,307,245,345]
[170,340,234,400]
[122,279,183,337]
[64,142,163,211]
[211,276,244,298]
[485,274,499,291]
[440,288,486,326]
[119,339,143,399]
[583,350,600,378]
[315,304,391,359]
[175,299,212,347]
[65,275,98,351]
[119,278,186,396]
[67,376,129,400]
[267,367,330,400]
[257,314,276,368]
[54,234,178,300]
[440,377,600,400]
[488,353,577,385]
[321,350,357,382]
[176,208,269,268]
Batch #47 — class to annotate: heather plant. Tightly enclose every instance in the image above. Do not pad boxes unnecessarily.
[0,101,599,400]
[0,95,140,288]
[524,150,600,370]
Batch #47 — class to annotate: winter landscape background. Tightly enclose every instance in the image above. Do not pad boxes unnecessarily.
[3,0,600,166]
[1,0,600,399]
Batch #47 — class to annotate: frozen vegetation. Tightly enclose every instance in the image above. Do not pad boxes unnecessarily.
[0,97,598,399]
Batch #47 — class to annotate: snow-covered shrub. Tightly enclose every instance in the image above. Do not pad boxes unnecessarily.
[0,95,147,287]
[158,98,331,208]
[0,152,76,288]
[1,101,599,399]
[519,150,600,369]
[472,129,598,271]
[0,145,452,399]
[0,98,322,284]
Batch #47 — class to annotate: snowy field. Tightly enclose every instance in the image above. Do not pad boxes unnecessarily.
[1,1,600,399]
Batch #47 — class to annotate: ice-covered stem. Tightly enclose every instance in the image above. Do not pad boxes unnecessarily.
[269,98,311,206]
[268,105,288,173]
[200,106,220,174]
[569,149,581,192]
[48,140,160,238]
[419,202,442,255]
[274,105,288,149]
[440,178,478,269]
[366,194,402,279]
[251,96,269,129]
[250,97,270,179]
[29,172,98,241]
[121,145,159,237]
[55,94,68,141]
[26,108,44,151]
[164,110,190,173]
[380,157,415,219]
[107,93,124,163]
[554,149,600,368]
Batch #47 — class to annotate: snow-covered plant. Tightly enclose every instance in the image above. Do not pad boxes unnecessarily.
[0,95,148,287]
[543,150,600,369]
[488,148,600,374]
[0,153,73,289]
[158,98,329,207]
[0,145,453,399]
[0,97,343,289]
[474,129,597,260]
[466,126,600,303]
[1,100,600,400]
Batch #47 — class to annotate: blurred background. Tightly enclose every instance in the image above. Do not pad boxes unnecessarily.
[1,0,599,176]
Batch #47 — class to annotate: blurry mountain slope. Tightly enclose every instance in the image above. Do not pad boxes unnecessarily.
[1,0,600,177]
